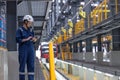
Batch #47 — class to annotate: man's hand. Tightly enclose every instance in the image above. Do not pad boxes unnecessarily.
[27,36,33,41]
[32,37,37,42]
[22,36,33,42]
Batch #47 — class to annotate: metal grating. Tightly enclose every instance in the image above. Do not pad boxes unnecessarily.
[17,1,29,16]
[34,21,43,26]
[31,1,47,16]
[17,0,49,43]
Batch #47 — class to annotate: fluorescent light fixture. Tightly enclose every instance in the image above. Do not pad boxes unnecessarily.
[91,3,99,7]
[62,0,66,4]
[119,77,120,80]
[80,2,85,5]
[49,10,52,12]
[58,0,61,3]
[52,0,55,2]
[69,6,72,9]
[59,11,61,13]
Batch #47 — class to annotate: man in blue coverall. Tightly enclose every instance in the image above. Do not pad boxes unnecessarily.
[16,15,37,80]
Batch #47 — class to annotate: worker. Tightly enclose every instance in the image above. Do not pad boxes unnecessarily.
[16,15,37,80]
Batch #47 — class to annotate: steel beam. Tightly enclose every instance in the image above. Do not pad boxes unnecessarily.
[17,0,22,5]
[34,26,43,30]
[86,38,92,52]
[34,32,42,36]
[18,16,46,21]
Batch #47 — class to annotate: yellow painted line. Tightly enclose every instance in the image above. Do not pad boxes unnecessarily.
[0,47,7,51]
[40,63,49,80]
[57,69,80,80]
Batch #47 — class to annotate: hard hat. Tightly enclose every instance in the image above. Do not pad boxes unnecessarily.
[79,7,83,10]
[68,19,72,22]
[23,15,34,22]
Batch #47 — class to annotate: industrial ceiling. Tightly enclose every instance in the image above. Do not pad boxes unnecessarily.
[17,0,52,40]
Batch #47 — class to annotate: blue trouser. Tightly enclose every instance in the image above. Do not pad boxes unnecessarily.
[19,44,35,80]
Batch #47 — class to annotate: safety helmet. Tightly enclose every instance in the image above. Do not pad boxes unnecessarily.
[23,15,34,22]
[68,19,72,22]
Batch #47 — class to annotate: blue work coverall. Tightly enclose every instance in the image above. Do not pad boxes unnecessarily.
[16,26,35,80]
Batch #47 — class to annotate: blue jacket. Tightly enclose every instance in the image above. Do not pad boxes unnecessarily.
[16,26,34,47]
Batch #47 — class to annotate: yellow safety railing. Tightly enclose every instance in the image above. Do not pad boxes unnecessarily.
[90,0,110,26]
[57,35,62,44]
[101,35,112,42]
[68,28,72,38]
[49,42,56,80]
[75,18,85,35]
[61,45,66,60]
[63,32,67,41]
[66,44,72,60]
[67,19,73,39]
[61,43,72,60]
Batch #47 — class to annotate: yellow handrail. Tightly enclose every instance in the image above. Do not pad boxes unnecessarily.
[90,0,110,26]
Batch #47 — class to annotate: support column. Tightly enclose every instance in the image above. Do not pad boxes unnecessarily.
[78,41,84,61]
[112,28,120,51]
[6,1,17,51]
[97,35,102,52]
[110,28,120,66]
[73,42,77,53]
[85,38,93,62]
[0,1,8,80]
[72,42,78,60]
[108,0,113,17]
[79,41,82,52]
[86,38,92,52]
[96,35,103,64]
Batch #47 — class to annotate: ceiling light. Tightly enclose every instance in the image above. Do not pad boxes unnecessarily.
[59,11,61,13]
[58,0,61,3]
[62,0,66,4]
[80,2,85,6]
[49,10,52,12]
[52,0,55,2]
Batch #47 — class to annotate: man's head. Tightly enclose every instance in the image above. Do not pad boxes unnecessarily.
[23,15,34,28]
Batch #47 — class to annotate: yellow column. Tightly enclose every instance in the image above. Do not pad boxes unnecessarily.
[49,42,56,80]
[101,10,103,22]
[62,52,64,60]
[115,0,118,14]
[105,0,107,19]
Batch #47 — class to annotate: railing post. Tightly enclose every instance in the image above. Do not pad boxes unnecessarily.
[49,42,56,80]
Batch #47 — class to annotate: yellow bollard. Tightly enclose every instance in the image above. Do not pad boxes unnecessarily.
[49,42,56,80]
